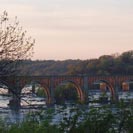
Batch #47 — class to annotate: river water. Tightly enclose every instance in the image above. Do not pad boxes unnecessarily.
[0,90,132,124]
[0,93,47,123]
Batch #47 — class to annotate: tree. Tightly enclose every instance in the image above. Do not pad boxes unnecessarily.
[120,50,133,64]
[0,11,35,75]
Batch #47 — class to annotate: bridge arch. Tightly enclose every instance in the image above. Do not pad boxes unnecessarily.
[0,79,15,96]
[55,80,84,103]
[121,80,133,91]
[93,79,115,101]
[0,80,15,108]
[0,80,10,91]
[20,81,51,105]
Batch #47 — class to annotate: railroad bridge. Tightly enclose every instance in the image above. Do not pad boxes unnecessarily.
[0,75,132,105]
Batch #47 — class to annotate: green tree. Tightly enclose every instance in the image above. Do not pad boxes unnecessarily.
[55,83,78,104]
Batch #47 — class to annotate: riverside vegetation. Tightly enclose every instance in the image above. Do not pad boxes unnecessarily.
[0,100,132,133]
[16,50,133,76]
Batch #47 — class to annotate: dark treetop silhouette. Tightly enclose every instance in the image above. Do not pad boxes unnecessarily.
[0,11,35,76]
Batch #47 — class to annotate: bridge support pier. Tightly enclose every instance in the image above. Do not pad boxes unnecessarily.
[46,77,55,106]
[114,84,119,102]
[46,98,54,106]
[83,75,89,103]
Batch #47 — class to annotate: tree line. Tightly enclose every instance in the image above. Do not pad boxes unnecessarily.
[16,50,133,76]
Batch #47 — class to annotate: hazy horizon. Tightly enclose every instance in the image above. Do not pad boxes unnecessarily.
[0,0,133,60]
[29,50,130,61]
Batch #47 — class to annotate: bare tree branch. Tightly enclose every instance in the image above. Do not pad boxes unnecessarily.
[0,11,35,75]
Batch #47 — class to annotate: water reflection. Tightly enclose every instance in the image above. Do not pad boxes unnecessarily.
[21,84,46,107]
[0,87,132,124]
[119,91,133,101]
[0,84,47,123]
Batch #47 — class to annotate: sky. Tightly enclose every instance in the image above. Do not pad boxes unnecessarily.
[0,0,133,60]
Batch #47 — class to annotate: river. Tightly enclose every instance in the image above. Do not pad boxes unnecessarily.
[0,90,132,124]
[0,94,46,123]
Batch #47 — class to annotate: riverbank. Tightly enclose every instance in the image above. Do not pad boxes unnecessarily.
[0,100,132,133]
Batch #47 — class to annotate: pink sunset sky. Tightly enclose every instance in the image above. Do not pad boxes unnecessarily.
[0,0,133,60]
